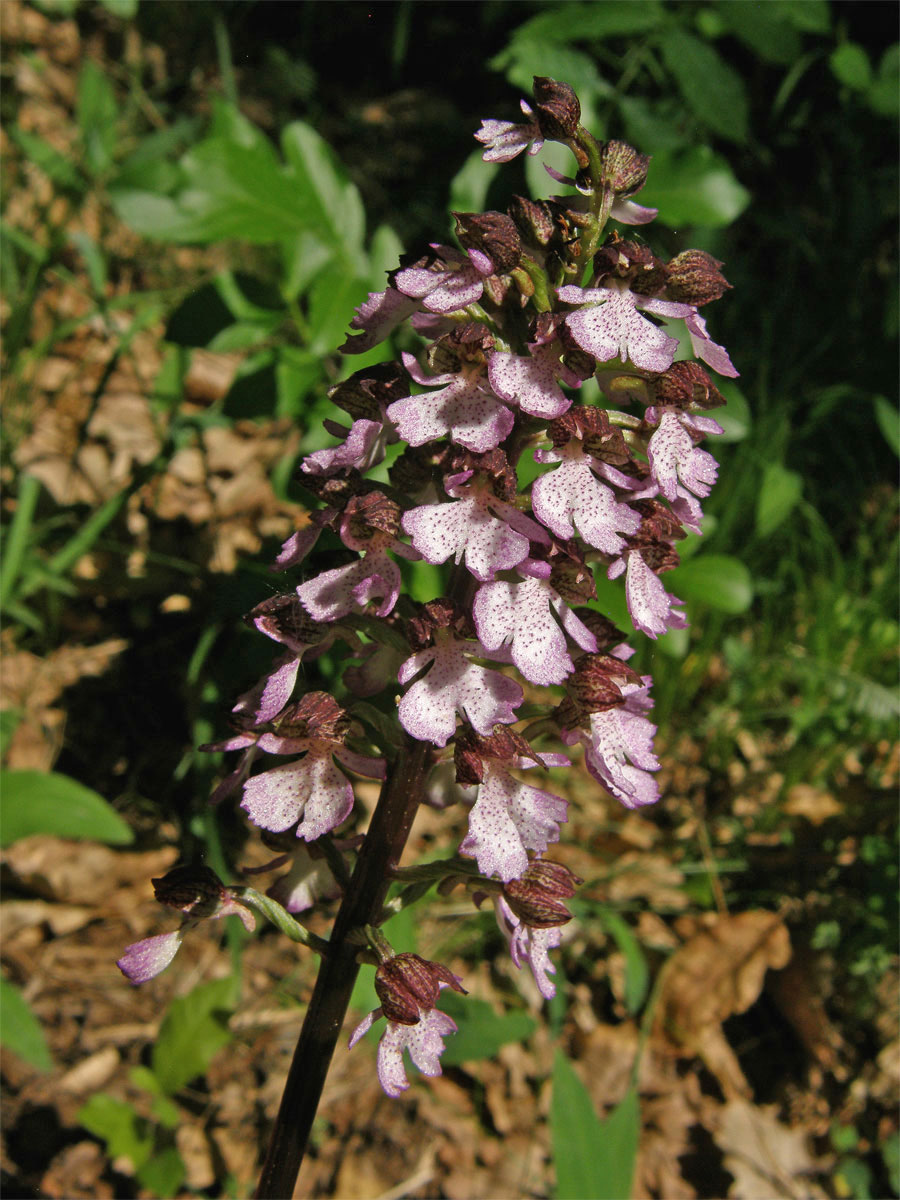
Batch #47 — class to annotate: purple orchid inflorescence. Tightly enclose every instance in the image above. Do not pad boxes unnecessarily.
[120,77,736,1104]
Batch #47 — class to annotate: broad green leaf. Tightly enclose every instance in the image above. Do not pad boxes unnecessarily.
[367,223,404,291]
[77,60,118,175]
[874,396,900,457]
[449,149,501,219]
[829,43,873,91]
[599,910,649,1014]
[712,380,752,442]
[152,977,236,1095]
[438,993,536,1066]
[616,95,689,154]
[641,146,750,229]
[755,463,803,536]
[307,270,369,355]
[659,27,749,143]
[492,41,609,101]
[78,1093,153,1169]
[0,709,22,759]
[275,345,324,418]
[552,1052,640,1200]
[510,1,663,41]
[590,572,631,634]
[775,0,831,33]
[719,1,801,65]
[667,554,753,614]
[0,977,53,1070]
[137,1147,185,1197]
[867,45,900,117]
[0,770,133,846]
[280,231,335,300]
[280,121,366,256]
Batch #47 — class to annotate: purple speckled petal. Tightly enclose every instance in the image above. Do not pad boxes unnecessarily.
[297,551,400,621]
[402,495,530,582]
[387,378,514,453]
[340,287,420,355]
[621,551,687,640]
[487,346,572,419]
[531,451,640,554]
[459,761,568,881]
[473,575,582,686]
[268,845,342,913]
[301,419,385,477]
[565,681,661,810]
[474,101,543,163]
[610,196,658,225]
[494,896,561,999]
[398,640,523,747]
[648,411,718,502]
[376,1007,458,1096]
[684,311,739,378]
[240,747,355,840]
[563,290,680,372]
[117,930,184,984]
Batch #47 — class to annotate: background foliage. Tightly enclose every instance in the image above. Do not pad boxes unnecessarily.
[1,2,897,1197]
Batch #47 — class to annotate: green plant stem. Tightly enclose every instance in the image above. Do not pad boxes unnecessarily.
[255,736,431,1199]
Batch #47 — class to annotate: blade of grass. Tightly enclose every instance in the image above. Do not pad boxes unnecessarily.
[0,473,42,609]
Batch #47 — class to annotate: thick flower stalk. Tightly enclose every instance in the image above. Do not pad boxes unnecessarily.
[119,77,737,1198]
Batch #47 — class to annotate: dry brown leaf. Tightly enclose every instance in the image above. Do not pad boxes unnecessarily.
[656,911,792,1097]
[782,784,843,824]
[714,1098,830,1199]
[1,637,128,769]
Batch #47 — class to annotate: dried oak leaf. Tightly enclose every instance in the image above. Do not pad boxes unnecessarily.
[714,1098,830,1199]
[655,911,791,1098]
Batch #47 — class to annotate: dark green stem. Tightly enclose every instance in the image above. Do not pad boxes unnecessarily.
[255,737,431,1199]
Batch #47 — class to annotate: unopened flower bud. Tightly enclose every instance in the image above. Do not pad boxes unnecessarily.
[152,865,227,917]
[508,195,556,247]
[600,140,650,195]
[375,952,466,1026]
[454,211,522,274]
[503,860,582,928]
[328,361,407,420]
[665,250,731,307]
[654,361,725,409]
[532,76,581,140]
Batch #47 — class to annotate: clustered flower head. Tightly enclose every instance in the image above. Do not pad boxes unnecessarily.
[121,77,736,1099]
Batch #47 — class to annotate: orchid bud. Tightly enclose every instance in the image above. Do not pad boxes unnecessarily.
[375,953,467,1026]
[665,249,732,307]
[503,860,582,928]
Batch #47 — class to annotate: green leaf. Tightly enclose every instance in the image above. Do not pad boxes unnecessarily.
[874,396,900,457]
[449,149,501,218]
[68,231,107,295]
[775,0,831,34]
[280,121,366,256]
[152,977,236,1094]
[640,146,749,229]
[510,1,664,42]
[438,993,536,1066]
[98,0,138,16]
[492,41,608,101]
[718,1,801,65]
[275,345,324,418]
[659,27,749,143]
[78,1093,153,1169]
[667,555,754,613]
[599,911,649,1014]
[0,977,53,1070]
[0,770,133,847]
[136,1146,185,1196]
[829,43,873,91]
[643,145,748,229]
[755,463,804,536]
[8,127,83,191]
[307,270,369,355]
[867,45,900,117]
[712,380,752,442]
[77,60,118,175]
[552,1052,639,1200]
